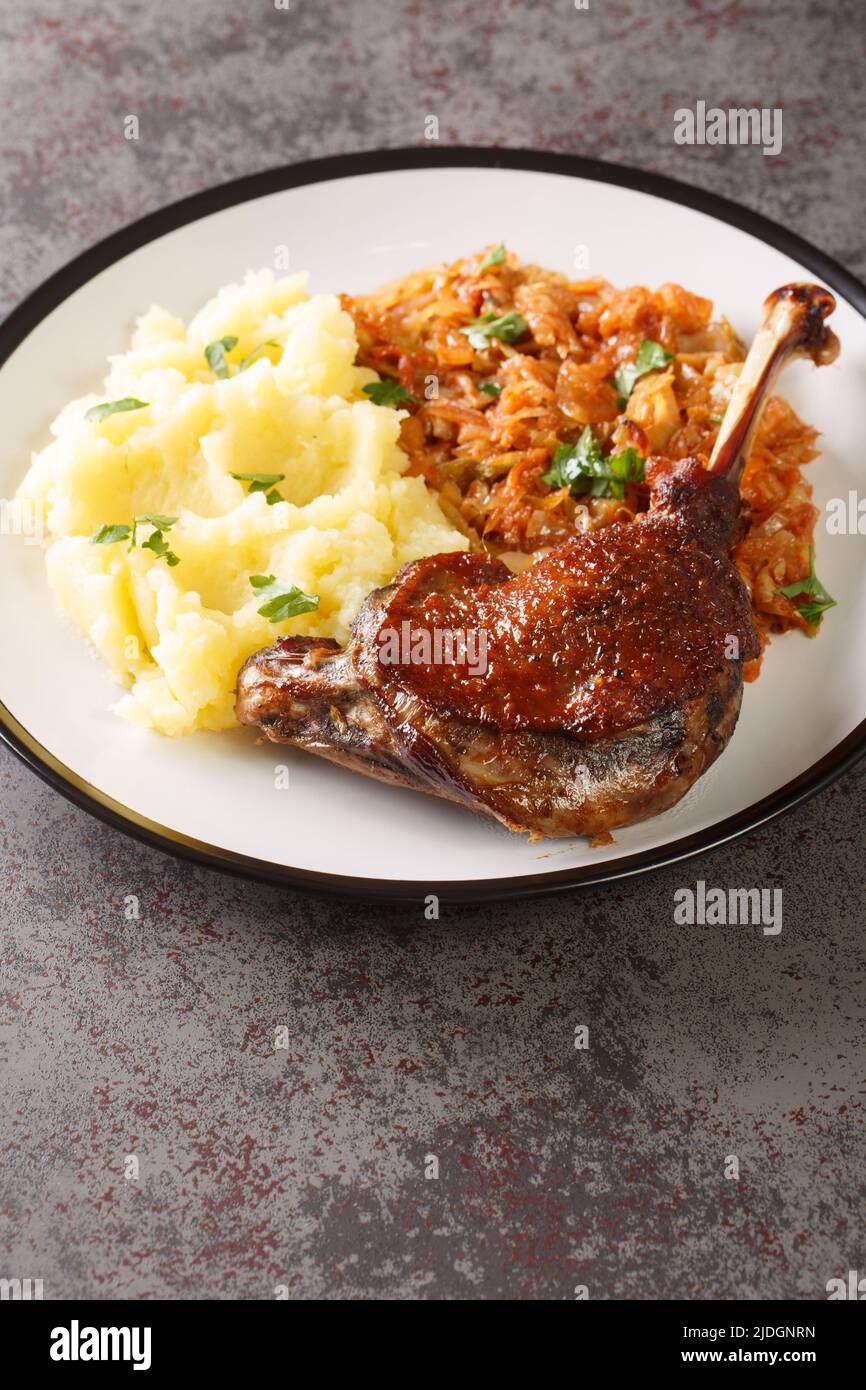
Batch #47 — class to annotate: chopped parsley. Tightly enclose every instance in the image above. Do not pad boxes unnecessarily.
[613,339,675,403]
[542,426,645,500]
[132,513,179,565]
[478,381,502,397]
[249,574,320,623]
[90,523,131,545]
[362,380,417,407]
[204,336,239,378]
[460,311,527,351]
[231,470,286,505]
[90,514,179,566]
[777,546,836,626]
[238,341,278,371]
[479,242,506,270]
[85,398,148,424]
[141,529,180,566]
[133,512,177,533]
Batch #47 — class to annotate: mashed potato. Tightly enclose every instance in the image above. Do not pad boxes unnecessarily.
[18,270,468,735]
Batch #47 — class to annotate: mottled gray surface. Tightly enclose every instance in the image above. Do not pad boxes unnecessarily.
[1,0,864,1301]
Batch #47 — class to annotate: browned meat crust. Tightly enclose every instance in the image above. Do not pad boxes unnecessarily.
[236,458,757,838]
[236,621,744,837]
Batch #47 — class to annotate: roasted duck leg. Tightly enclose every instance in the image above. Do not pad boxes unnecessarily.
[236,284,838,839]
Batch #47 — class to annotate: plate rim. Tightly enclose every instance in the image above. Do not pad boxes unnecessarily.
[2,144,865,904]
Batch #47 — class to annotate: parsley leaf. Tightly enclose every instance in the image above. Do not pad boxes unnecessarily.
[479,242,506,270]
[544,436,611,494]
[231,471,286,506]
[362,380,417,407]
[777,546,836,626]
[238,341,278,371]
[204,336,239,378]
[249,574,320,624]
[542,427,645,500]
[141,529,180,566]
[129,512,176,549]
[231,472,284,486]
[130,514,179,565]
[460,311,528,350]
[606,448,645,496]
[85,398,148,424]
[92,515,179,564]
[478,381,502,397]
[90,523,131,545]
[613,339,675,402]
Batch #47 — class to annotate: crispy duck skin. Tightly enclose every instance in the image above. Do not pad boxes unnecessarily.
[236,284,838,838]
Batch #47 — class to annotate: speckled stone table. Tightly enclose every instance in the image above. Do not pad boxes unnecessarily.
[2,0,864,1300]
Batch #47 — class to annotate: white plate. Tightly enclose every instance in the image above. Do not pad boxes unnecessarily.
[2,150,865,900]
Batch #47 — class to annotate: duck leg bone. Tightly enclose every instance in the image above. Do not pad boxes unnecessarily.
[709,282,838,482]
